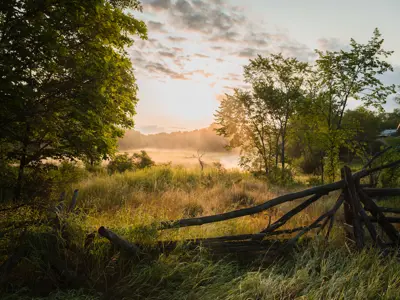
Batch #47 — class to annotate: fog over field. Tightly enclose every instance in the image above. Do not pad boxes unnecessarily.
[124,148,241,169]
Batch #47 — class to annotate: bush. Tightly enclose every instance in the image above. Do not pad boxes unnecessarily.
[295,155,321,175]
[132,150,155,169]
[107,153,135,174]
[267,166,295,186]
[107,151,155,175]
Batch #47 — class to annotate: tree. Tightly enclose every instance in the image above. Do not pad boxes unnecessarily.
[341,107,382,161]
[314,28,397,181]
[132,150,155,169]
[0,0,147,199]
[244,54,309,177]
[215,89,276,175]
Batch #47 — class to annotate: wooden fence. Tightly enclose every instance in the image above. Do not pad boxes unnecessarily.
[98,147,400,258]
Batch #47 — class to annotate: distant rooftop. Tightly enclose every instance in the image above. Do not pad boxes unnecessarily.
[379,129,397,137]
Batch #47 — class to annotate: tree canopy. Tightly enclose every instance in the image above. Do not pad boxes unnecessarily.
[0,0,147,199]
[215,28,399,183]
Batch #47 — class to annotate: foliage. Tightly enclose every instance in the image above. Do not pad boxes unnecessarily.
[132,150,155,169]
[107,153,135,174]
[0,0,147,199]
[107,151,155,174]
[312,28,398,181]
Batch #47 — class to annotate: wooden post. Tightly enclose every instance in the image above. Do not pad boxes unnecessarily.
[341,168,355,243]
[342,166,365,249]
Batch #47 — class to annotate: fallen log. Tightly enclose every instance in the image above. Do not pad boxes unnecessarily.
[98,226,140,256]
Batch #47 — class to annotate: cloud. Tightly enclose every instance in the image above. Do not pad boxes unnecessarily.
[317,37,346,51]
[144,0,172,11]
[168,0,245,34]
[233,48,258,58]
[159,51,176,58]
[172,47,184,52]
[167,36,187,42]
[208,31,240,43]
[147,20,167,33]
[193,53,209,58]
[145,62,189,80]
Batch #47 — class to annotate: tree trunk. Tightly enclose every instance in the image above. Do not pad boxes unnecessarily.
[281,133,285,180]
[320,151,324,184]
[15,153,26,201]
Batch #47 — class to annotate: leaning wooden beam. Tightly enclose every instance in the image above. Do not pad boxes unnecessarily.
[98,226,140,256]
[369,217,400,223]
[364,188,400,198]
[286,194,345,247]
[355,159,400,179]
[254,193,323,240]
[159,183,342,229]
[378,207,400,214]
[362,146,393,169]
[359,208,384,247]
[159,160,400,230]
[343,166,365,249]
[185,224,323,244]
[358,189,400,243]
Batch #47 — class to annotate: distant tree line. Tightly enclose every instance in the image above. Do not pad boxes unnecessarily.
[118,125,227,152]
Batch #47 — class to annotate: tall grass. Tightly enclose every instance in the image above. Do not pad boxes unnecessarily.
[2,165,400,299]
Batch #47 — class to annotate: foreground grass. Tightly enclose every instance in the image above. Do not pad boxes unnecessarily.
[1,166,400,299]
[3,240,400,300]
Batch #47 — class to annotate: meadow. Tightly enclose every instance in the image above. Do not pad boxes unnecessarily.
[2,164,400,299]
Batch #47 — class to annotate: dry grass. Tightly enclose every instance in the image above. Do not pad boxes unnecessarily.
[70,165,343,243]
[2,165,400,299]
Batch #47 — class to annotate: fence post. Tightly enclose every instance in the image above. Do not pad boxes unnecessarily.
[343,166,365,250]
[341,168,354,242]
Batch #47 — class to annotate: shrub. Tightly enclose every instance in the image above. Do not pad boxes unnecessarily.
[132,150,155,169]
[107,153,135,174]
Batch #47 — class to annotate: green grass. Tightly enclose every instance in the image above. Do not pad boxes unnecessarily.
[1,165,400,299]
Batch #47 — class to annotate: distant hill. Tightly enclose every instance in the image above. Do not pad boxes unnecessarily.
[118,124,228,152]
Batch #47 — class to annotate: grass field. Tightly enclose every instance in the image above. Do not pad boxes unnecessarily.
[1,165,400,299]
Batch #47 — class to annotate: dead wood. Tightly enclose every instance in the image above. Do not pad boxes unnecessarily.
[362,146,393,169]
[364,188,400,198]
[159,159,400,230]
[98,226,140,256]
[358,189,400,243]
[286,194,344,247]
[378,207,400,214]
[343,166,365,249]
[254,193,324,240]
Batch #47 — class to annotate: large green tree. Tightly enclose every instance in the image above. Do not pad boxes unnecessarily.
[314,28,397,181]
[0,0,147,199]
[244,54,309,175]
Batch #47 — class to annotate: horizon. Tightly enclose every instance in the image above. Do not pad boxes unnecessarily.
[130,0,400,134]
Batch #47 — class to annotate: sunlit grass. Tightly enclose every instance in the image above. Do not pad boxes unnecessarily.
[2,165,400,299]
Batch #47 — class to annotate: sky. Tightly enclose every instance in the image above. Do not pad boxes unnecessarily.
[129,0,400,134]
